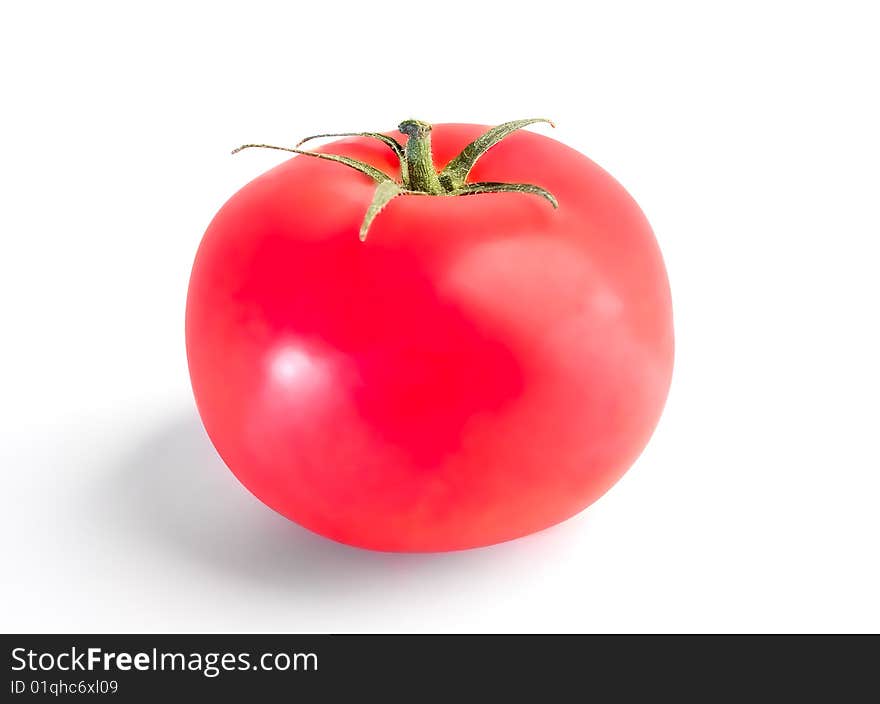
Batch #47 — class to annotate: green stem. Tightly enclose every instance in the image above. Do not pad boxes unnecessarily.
[397,119,444,194]
[232,117,557,240]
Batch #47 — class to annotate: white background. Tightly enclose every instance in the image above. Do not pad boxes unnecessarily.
[2,1,878,633]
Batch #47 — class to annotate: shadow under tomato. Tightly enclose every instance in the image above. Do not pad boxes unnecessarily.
[99,409,579,596]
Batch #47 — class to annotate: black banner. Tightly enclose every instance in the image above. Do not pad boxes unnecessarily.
[2,634,877,700]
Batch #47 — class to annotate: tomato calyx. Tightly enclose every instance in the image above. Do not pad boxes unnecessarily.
[232,118,559,240]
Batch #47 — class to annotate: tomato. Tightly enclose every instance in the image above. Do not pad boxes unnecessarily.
[185,120,673,551]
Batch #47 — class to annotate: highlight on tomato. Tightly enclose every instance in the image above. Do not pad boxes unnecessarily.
[185,117,674,551]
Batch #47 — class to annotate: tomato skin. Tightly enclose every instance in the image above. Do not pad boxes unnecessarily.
[185,124,673,551]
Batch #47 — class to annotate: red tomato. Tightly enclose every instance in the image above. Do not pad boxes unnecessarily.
[186,122,673,551]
